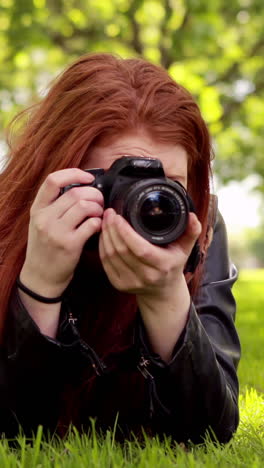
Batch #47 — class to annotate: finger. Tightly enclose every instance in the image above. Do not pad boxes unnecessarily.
[33,168,95,209]
[105,209,166,268]
[168,212,202,256]
[99,230,141,291]
[100,212,118,260]
[48,186,104,220]
[99,223,127,281]
[103,209,162,282]
[61,200,104,230]
[103,209,145,271]
[101,211,141,280]
[73,216,102,246]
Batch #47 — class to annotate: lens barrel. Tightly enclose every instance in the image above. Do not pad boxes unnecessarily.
[112,179,189,245]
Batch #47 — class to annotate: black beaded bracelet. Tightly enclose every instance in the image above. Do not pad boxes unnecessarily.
[16,277,64,304]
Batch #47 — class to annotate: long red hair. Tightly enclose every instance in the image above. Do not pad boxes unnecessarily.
[0,53,213,431]
[0,54,211,432]
[0,53,212,339]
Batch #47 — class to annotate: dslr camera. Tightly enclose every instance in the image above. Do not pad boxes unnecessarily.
[62,156,196,247]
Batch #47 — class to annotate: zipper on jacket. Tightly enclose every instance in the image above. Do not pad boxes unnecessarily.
[67,311,107,377]
[68,311,78,325]
[137,354,171,419]
[137,356,153,379]
[137,355,155,419]
[79,338,107,376]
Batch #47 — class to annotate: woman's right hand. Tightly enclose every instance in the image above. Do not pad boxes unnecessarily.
[19,168,104,299]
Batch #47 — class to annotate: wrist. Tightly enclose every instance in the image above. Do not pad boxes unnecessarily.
[137,274,190,314]
[17,288,61,338]
[136,276,190,363]
[19,266,70,299]
[16,277,64,303]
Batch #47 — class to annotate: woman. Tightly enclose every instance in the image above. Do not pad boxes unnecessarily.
[0,53,240,443]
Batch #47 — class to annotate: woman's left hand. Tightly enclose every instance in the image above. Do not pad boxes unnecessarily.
[99,208,201,298]
[99,208,201,361]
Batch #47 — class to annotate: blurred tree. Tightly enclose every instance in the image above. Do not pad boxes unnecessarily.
[0,0,263,188]
[246,221,264,267]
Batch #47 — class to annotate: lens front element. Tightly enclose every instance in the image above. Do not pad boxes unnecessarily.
[139,191,180,232]
[124,180,189,245]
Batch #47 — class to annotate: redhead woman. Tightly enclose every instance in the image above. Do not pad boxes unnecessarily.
[0,53,240,443]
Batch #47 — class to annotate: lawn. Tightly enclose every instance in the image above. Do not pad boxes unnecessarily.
[1,269,263,467]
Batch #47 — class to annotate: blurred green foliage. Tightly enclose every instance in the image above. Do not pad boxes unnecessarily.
[228,214,264,269]
[246,222,264,266]
[0,0,264,188]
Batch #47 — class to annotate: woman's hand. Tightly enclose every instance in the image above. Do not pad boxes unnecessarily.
[20,168,104,298]
[99,207,201,361]
[99,207,201,298]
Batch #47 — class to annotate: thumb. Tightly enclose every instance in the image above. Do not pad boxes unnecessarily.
[170,212,202,257]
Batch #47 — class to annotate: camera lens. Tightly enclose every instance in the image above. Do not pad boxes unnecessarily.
[139,191,180,233]
[121,180,189,245]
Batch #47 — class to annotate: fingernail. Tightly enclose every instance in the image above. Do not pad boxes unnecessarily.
[105,208,114,223]
[83,171,95,181]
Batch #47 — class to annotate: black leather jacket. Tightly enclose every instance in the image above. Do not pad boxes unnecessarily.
[0,211,240,443]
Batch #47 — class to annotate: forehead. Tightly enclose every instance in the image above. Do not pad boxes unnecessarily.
[83,130,188,185]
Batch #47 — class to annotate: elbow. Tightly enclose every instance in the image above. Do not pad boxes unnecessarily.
[212,385,240,444]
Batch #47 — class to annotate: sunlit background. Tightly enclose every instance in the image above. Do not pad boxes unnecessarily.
[217,176,261,235]
[0,0,263,270]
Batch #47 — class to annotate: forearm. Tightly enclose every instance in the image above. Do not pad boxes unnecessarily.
[4,289,83,436]
[135,304,239,443]
[136,274,190,362]
[4,292,65,435]
[18,289,61,338]
[18,267,64,338]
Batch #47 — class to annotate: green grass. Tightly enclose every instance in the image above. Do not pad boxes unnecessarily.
[1,269,264,467]
[234,269,264,393]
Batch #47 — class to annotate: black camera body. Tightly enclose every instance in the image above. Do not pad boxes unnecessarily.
[62,156,195,246]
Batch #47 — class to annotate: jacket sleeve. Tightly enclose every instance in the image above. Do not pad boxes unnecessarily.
[135,210,241,444]
[0,291,91,437]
